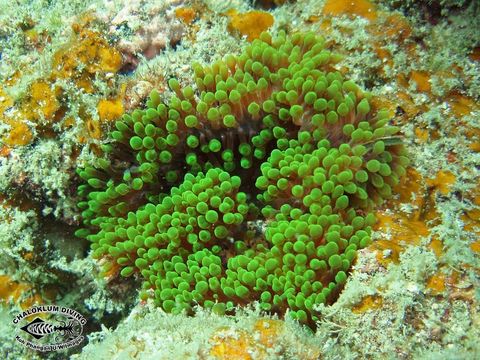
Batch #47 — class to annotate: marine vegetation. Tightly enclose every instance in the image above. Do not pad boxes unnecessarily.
[75,30,408,325]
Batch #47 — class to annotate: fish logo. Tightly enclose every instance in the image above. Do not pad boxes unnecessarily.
[20,317,81,340]
[13,305,86,352]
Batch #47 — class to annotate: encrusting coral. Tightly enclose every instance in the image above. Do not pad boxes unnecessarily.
[75,30,408,325]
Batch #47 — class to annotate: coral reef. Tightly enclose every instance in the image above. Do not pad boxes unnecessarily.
[0,0,478,358]
[72,304,320,360]
[102,0,187,70]
[76,30,407,324]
